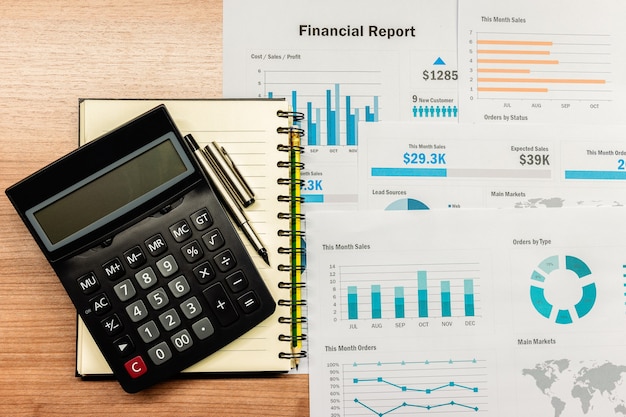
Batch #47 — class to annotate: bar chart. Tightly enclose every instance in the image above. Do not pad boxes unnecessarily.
[340,263,480,321]
[473,33,611,101]
[266,74,380,146]
[457,0,626,123]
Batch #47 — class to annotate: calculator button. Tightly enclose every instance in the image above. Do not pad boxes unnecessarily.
[192,317,215,340]
[138,320,160,343]
[89,293,112,316]
[147,288,170,310]
[77,272,100,295]
[158,308,181,331]
[124,356,148,379]
[102,257,125,281]
[135,266,158,289]
[156,254,179,278]
[145,233,168,257]
[202,229,225,251]
[193,262,215,284]
[213,249,237,273]
[126,300,148,323]
[171,329,194,352]
[124,246,146,269]
[113,335,134,357]
[203,283,239,326]
[113,279,136,302]
[238,292,261,314]
[148,342,172,366]
[181,240,204,263]
[169,220,192,242]
[168,276,190,298]
[180,296,203,319]
[225,271,248,293]
[191,208,213,231]
[101,314,124,336]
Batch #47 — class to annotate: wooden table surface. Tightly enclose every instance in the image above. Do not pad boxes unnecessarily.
[0,1,309,415]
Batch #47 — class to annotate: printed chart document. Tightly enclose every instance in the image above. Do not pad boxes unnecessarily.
[358,121,626,211]
[307,208,626,416]
[458,0,626,124]
[223,0,458,209]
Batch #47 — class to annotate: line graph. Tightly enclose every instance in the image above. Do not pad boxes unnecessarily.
[341,358,489,416]
[353,377,479,395]
[354,398,479,415]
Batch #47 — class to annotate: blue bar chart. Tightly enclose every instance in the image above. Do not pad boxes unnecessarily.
[341,263,480,321]
[268,82,379,146]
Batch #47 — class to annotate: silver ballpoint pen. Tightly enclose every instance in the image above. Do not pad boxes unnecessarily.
[204,141,255,208]
[184,134,270,266]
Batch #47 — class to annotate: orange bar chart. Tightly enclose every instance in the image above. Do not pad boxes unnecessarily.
[474,34,611,98]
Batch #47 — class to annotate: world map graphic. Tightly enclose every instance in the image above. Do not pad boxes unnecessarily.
[522,359,626,416]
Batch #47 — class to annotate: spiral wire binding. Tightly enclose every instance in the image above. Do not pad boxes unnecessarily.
[276,110,308,359]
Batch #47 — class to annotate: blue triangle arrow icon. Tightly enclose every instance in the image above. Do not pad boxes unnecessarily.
[433,57,446,65]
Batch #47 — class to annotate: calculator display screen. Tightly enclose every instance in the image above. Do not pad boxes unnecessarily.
[26,133,194,251]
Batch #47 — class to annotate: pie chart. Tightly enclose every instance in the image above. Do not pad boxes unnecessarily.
[385,198,429,210]
[529,255,596,324]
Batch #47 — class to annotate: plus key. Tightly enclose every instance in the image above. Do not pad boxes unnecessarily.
[203,283,238,326]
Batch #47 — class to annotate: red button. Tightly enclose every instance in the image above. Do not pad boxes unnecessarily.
[124,356,148,379]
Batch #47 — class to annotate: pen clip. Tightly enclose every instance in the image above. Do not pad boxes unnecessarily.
[204,142,255,207]
[217,142,255,198]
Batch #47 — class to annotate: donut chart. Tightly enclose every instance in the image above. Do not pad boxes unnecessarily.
[529,255,596,324]
[385,198,429,211]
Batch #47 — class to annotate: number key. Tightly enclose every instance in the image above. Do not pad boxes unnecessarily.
[147,287,169,310]
[138,320,160,344]
[171,329,194,352]
[114,279,136,302]
[158,308,181,331]
[180,296,202,319]
[126,300,148,323]
[148,342,172,366]
[156,254,178,277]
[135,266,158,289]
[168,276,190,298]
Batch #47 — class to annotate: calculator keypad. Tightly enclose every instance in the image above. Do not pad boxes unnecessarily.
[60,184,275,392]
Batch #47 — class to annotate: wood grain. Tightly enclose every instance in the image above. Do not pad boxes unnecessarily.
[0,1,309,415]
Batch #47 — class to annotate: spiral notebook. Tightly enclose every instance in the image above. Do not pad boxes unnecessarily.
[75,98,306,376]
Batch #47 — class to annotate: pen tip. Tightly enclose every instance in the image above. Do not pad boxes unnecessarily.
[259,248,270,266]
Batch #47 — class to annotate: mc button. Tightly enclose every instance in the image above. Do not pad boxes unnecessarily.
[169,220,192,242]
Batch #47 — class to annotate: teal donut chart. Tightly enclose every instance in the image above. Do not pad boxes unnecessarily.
[529,255,596,324]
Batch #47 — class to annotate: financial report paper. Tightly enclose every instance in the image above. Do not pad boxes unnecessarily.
[307,208,626,416]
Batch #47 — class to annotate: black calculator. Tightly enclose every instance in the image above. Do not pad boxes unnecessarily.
[5,105,276,393]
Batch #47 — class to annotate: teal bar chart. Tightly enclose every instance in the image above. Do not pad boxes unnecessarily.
[348,286,359,320]
[341,264,480,321]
